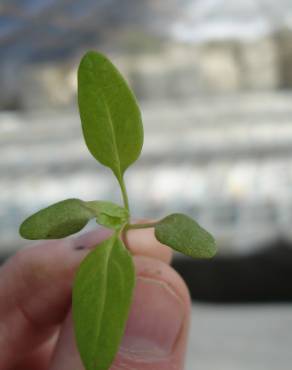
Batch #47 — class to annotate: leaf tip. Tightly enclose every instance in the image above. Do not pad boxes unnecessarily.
[19,218,32,240]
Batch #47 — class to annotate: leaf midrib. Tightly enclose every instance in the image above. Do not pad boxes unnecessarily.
[92,236,116,369]
[100,89,122,180]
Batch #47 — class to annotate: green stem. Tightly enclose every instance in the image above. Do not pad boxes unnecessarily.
[125,221,158,231]
[119,176,130,212]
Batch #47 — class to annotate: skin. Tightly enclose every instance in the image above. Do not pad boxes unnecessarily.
[0,226,191,370]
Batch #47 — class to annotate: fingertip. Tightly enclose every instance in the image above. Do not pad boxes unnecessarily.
[124,227,173,264]
[113,256,191,369]
[133,255,191,308]
[73,227,112,249]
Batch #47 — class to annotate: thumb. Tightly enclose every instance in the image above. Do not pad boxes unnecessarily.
[49,256,191,370]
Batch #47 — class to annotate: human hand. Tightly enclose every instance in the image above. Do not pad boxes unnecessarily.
[0,227,191,370]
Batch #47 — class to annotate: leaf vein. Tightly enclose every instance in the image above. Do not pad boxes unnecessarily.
[100,89,122,180]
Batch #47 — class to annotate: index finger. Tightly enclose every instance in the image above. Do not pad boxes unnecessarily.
[0,225,171,370]
[0,228,109,370]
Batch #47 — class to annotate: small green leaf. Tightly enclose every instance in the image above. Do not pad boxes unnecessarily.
[86,201,129,229]
[19,198,94,240]
[78,51,144,182]
[155,213,216,258]
[73,235,135,370]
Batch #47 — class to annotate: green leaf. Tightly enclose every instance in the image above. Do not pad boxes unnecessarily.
[78,51,144,182]
[155,213,216,258]
[19,198,94,240]
[86,201,129,229]
[73,235,135,370]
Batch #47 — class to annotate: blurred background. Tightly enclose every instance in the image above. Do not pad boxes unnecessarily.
[1,1,292,369]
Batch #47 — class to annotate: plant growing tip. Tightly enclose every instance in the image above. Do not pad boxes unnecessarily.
[19,50,216,370]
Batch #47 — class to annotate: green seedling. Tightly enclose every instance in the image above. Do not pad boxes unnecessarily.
[19,51,216,370]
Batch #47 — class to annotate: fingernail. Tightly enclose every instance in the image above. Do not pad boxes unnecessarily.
[120,276,185,361]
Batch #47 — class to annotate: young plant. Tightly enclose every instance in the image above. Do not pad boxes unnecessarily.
[19,51,216,370]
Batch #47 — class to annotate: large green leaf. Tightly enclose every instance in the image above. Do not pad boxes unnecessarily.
[19,198,94,240]
[155,213,216,258]
[78,51,144,181]
[19,198,130,240]
[73,235,135,370]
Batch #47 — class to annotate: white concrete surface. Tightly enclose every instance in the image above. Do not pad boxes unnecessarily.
[186,304,292,370]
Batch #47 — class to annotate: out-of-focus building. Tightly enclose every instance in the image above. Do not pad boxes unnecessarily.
[1,0,292,108]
